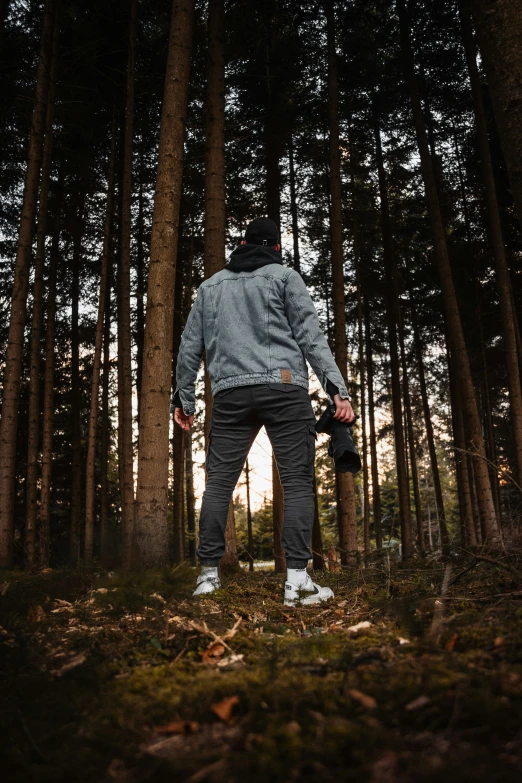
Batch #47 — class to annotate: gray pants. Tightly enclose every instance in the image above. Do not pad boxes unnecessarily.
[197,383,317,568]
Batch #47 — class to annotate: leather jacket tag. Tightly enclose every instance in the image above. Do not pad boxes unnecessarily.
[280,369,293,384]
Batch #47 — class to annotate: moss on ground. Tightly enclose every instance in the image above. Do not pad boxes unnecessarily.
[1,556,521,782]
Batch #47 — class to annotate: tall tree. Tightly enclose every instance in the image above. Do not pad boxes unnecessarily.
[134,0,195,567]
[0,0,56,568]
[396,0,499,543]
[38,176,63,567]
[471,0,522,230]
[410,300,448,549]
[460,0,522,493]
[70,195,84,564]
[365,300,382,549]
[118,0,137,568]
[373,113,413,559]
[84,118,117,566]
[326,0,358,565]
[24,9,60,569]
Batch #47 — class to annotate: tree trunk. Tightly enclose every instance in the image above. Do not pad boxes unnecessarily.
[461,1,522,494]
[118,0,137,569]
[172,246,185,563]
[38,178,63,568]
[70,198,84,565]
[351,156,370,558]
[185,428,196,563]
[326,0,357,565]
[365,298,382,549]
[410,300,448,549]
[471,0,522,231]
[0,0,56,568]
[397,0,499,543]
[476,301,502,519]
[272,456,286,572]
[100,251,112,567]
[85,117,117,566]
[398,307,426,554]
[374,113,413,559]
[134,0,195,568]
[25,9,60,569]
[136,147,146,426]
[245,458,254,571]
[200,0,238,568]
[288,136,301,273]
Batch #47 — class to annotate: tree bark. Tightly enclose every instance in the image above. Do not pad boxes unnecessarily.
[172,245,185,563]
[245,458,254,571]
[118,0,137,568]
[272,456,286,572]
[288,136,301,273]
[0,0,56,568]
[25,8,60,569]
[38,178,63,568]
[397,0,499,543]
[365,299,382,549]
[84,117,117,566]
[351,156,370,558]
[100,251,112,567]
[70,197,84,565]
[136,147,146,426]
[134,0,195,567]
[461,0,522,493]
[326,0,357,565]
[373,114,413,559]
[471,0,522,231]
[398,307,427,554]
[410,300,448,549]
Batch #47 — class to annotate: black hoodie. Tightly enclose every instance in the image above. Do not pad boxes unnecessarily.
[225,243,283,272]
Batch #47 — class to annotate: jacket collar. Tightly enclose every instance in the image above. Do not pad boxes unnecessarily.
[225,243,283,272]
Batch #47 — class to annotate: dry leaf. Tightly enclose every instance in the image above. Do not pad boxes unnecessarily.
[150,592,166,604]
[216,654,244,669]
[371,750,398,783]
[405,695,430,711]
[398,637,410,645]
[446,633,458,651]
[27,605,45,622]
[211,695,239,722]
[494,636,505,647]
[56,652,87,675]
[153,720,199,735]
[347,621,372,633]
[40,567,53,574]
[348,689,377,709]
[0,582,9,596]
[202,641,226,664]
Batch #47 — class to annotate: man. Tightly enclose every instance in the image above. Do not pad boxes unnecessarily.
[173,217,355,605]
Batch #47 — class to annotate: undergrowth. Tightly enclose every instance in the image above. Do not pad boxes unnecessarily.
[1,555,521,782]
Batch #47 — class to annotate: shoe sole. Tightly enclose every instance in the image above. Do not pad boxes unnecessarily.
[284,594,332,607]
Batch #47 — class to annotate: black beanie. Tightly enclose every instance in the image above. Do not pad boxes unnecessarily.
[244,217,279,247]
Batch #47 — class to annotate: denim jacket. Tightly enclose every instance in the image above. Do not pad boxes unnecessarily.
[174,254,350,415]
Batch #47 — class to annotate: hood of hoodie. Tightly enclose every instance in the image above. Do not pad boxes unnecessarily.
[225,243,283,272]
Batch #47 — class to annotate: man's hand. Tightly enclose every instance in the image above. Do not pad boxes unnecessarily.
[332,394,356,424]
[174,407,194,431]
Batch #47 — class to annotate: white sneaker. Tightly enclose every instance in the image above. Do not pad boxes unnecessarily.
[193,572,221,597]
[284,574,334,606]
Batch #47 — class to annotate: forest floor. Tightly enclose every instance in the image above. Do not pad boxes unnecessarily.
[1,553,522,783]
